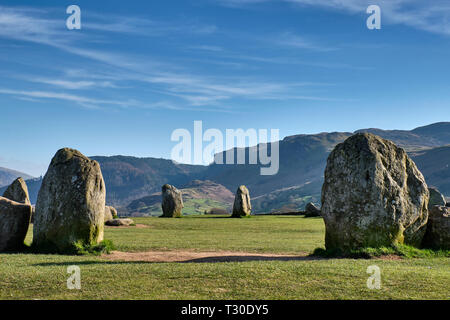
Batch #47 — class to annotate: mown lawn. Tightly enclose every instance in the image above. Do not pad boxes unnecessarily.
[1,215,449,300]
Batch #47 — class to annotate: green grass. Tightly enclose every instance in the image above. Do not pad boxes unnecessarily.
[1,215,449,300]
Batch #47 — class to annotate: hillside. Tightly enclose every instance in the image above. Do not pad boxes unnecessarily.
[356,122,450,151]
[125,180,234,216]
[0,167,33,187]
[89,156,207,206]
[410,146,450,197]
[4,122,449,213]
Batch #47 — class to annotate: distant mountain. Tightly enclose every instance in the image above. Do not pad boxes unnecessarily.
[410,146,450,197]
[200,132,352,198]
[0,167,33,188]
[125,180,234,216]
[5,122,449,213]
[90,156,207,206]
[356,122,450,151]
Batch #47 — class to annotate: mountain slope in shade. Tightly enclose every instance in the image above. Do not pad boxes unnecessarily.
[125,180,234,216]
[200,132,352,198]
[90,156,207,206]
[410,146,450,197]
[0,167,34,187]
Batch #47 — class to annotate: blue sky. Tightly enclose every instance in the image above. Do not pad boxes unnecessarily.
[1,0,450,176]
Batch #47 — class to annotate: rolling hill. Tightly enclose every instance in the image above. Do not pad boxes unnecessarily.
[0,167,33,188]
[3,122,449,214]
[125,180,234,216]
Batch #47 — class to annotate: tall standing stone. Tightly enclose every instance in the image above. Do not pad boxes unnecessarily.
[104,205,118,222]
[422,206,450,249]
[0,196,32,252]
[232,185,252,217]
[33,148,106,253]
[321,133,429,251]
[3,177,31,205]
[428,187,446,209]
[161,184,183,217]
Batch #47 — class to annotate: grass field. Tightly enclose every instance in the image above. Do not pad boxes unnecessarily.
[1,215,449,300]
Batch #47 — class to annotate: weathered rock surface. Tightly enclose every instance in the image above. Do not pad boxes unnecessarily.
[304,202,321,217]
[428,187,446,210]
[105,218,134,226]
[422,206,450,249]
[161,184,183,217]
[33,148,106,253]
[0,196,32,252]
[232,185,252,217]
[2,177,31,205]
[321,133,429,251]
[104,205,118,222]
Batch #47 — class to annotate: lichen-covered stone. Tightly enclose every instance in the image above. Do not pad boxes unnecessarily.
[428,187,446,209]
[3,177,31,205]
[105,218,134,226]
[33,148,106,253]
[422,206,450,249]
[321,133,429,251]
[104,205,118,222]
[0,196,32,252]
[232,185,251,217]
[161,184,183,217]
[305,202,321,217]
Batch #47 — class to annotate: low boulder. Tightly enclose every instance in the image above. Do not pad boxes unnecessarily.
[304,202,321,217]
[0,196,32,252]
[428,187,446,209]
[2,177,31,205]
[105,218,134,226]
[232,185,251,217]
[422,206,450,249]
[321,133,429,251]
[161,184,183,217]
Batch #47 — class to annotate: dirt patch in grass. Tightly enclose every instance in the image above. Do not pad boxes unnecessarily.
[105,224,149,229]
[376,254,403,261]
[102,250,314,263]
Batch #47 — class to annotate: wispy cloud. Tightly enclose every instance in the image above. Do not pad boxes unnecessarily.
[218,0,450,36]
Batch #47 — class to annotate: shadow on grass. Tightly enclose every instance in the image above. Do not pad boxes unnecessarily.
[32,254,323,266]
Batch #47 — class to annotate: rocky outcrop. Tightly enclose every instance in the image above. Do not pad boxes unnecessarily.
[232,185,252,217]
[321,133,429,251]
[304,202,321,217]
[2,177,30,205]
[33,148,106,253]
[422,206,450,249]
[0,196,32,252]
[161,184,183,217]
[104,206,118,222]
[428,187,446,209]
[105,218,134,226]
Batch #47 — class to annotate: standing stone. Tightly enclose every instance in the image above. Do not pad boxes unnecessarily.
[104,205,118,222]
[321,133,429,251]
[33,148,106,253]
[0,196,32,252]
[232,185,251,217]
[428,187,446,209]
[3,177,31,205]
[161,184,183,217]
[304,202,321,217]
[422,206,450,249]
